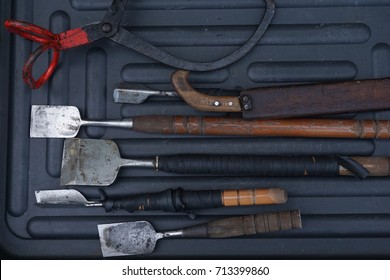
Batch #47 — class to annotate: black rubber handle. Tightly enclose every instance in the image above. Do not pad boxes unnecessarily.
[102,188,222,213]
[158,155,341,177]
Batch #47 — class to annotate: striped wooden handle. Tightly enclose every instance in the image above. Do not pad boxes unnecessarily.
[206,210,302,238]
[133,116,390,139]
[180,210,302,238]
[222,188,287,206]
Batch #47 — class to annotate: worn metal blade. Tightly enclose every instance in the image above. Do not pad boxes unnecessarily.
[60,138,123,186]
[35,189,101,206]
[98,221,158,257]
[30,105,82,138]
[113,88,178,104]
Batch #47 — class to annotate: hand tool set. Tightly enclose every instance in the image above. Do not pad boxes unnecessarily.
[3,0,390,258]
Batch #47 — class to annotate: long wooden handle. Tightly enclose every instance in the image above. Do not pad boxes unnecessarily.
[242,78,390,119]
[172,70,390,119]
[206,210,302,238]
[181,210,302,238]
[133,116,390,139]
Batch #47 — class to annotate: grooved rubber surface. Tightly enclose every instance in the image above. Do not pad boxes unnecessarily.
[1,0,390,258]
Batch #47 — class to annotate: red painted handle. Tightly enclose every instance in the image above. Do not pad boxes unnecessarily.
[4,20,59,46]
[23,45,61,89]
[4,19,62,89]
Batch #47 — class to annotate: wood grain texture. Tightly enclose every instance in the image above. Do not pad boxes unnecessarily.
[222,188,287,206]
[206,210,302,238]
[242,78,390,119]
[172,70,242,112]
[340,157,390,176]
[132,116,390,139]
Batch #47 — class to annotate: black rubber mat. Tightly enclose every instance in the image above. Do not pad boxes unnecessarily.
[1,0,390,258]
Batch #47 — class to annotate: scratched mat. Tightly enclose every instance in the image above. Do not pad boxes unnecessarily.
[1,0,390,258]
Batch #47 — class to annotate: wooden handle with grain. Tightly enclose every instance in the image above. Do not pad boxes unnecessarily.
[181,210,302,238]
[132,116,390,139]
[222,188,287,206]
[242,78,390,119]
[172,70,390,119]
[341,157,390,176]
[171,70,242,112]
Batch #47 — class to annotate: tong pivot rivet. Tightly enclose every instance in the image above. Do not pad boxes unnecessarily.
[102,23,112,33]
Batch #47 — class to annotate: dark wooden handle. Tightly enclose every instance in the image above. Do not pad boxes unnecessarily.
[206,210,302,238]
[242,78,390,119]
[133,116,390,139]
[181,210,302,238]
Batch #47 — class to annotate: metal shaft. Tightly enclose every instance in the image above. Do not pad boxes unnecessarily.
[155,230,184,240]
[80,119,133,129]
[120,158,156,169]
[113,88,178,104]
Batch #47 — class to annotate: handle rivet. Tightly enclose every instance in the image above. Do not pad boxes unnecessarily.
[228,101,233,106]
[214,101,221,106]
[101,23,112,33]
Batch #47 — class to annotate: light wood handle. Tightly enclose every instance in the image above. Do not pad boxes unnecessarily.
[222,188,287,206]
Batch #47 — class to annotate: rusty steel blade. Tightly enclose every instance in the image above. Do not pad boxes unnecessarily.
[98,221,160,257]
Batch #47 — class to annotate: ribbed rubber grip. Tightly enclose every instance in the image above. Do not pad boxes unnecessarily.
[159,155,340,176]
[103,188,222,213]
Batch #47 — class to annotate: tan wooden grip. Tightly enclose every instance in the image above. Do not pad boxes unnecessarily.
[133,116,390,139]
[339,157,390,176]
[222,188,287,206]
[171,70,242,112]
[206,210,302,238]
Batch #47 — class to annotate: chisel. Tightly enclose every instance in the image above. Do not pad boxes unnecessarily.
[30,105,390,139]
[35,188,288,213]
[98,210,302,256]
